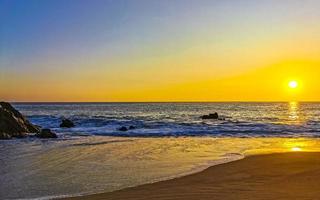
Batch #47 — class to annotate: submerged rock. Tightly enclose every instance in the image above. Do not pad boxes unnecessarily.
[0,102,40,139]
[201,112,219,120]
[129,126,136,130]
[60,119,75,128]
[118,126,128,131]
[36,129,57,138]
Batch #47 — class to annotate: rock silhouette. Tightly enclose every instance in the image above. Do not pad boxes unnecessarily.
[118,126,128,131]
[60,119,75,128]
[0,102,40,139]
[129,126,136,130]
[201,113,219,120]
[37,129,57,138]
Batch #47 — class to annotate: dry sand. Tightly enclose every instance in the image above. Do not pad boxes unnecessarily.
[65,152,320,200]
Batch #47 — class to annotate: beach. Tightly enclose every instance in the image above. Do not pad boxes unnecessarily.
[66,152,320,200]
[2,103,320,199]
[2,136,320,199]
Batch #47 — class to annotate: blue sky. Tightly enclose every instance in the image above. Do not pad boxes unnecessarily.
[1,0,320,101]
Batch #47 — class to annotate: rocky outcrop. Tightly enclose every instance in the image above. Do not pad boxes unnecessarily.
[36,129,57,138]
[201,112,225,120]
[201,112,219,120]
[60,119,75,128]
[0,102,40,139]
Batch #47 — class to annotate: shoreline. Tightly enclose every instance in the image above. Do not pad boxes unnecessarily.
[63,152,320,200]
[28,153,245,200]
[3,137,320,200]
[52,146,245,200]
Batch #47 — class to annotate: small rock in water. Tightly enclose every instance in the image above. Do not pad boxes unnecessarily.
[37,129,57,138]
[118,126,128,131]
[129,126,136,130]
[60,119,75,128]
[201,112,219,120]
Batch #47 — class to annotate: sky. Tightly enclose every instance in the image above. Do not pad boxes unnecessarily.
[1,0,320,102]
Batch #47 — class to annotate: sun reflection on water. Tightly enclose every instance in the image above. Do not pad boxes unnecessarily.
[288,102,299,120]
[282,139,310,152]
[291,147,302,152]
[287,101,304,124]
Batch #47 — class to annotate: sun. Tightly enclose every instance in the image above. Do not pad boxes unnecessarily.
[288,80,298,89]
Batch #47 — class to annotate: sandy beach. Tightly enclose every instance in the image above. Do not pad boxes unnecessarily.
[65,152,320,200]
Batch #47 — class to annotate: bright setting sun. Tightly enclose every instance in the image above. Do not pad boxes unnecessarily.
[288,80,298,89]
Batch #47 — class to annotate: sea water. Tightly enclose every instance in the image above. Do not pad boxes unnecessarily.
[15,102,320,137]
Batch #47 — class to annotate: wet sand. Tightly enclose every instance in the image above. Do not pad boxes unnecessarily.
[65,152,320,200]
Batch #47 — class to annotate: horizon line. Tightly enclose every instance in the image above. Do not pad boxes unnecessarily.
[7,101,320,104]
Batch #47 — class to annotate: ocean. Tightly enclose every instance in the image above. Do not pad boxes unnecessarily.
[1,102,320,199]
[15,102,320,137]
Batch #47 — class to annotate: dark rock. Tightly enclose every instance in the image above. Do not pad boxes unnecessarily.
[0,132,11,139]
[36,129,57,138]
[129,126,136,130]
[201,112,219,120]
[60,119,75,128]
[118,126,128,131]
[0,102,40,139]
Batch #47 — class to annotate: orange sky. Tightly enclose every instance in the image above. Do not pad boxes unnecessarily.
[1,0,320,102]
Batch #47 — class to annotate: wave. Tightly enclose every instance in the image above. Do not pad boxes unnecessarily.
[27,115,320,138]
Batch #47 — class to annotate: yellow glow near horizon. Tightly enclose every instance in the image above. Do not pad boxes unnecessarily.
[291,147,302,152]
[288,80,298,89]
[1,57,320,102]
